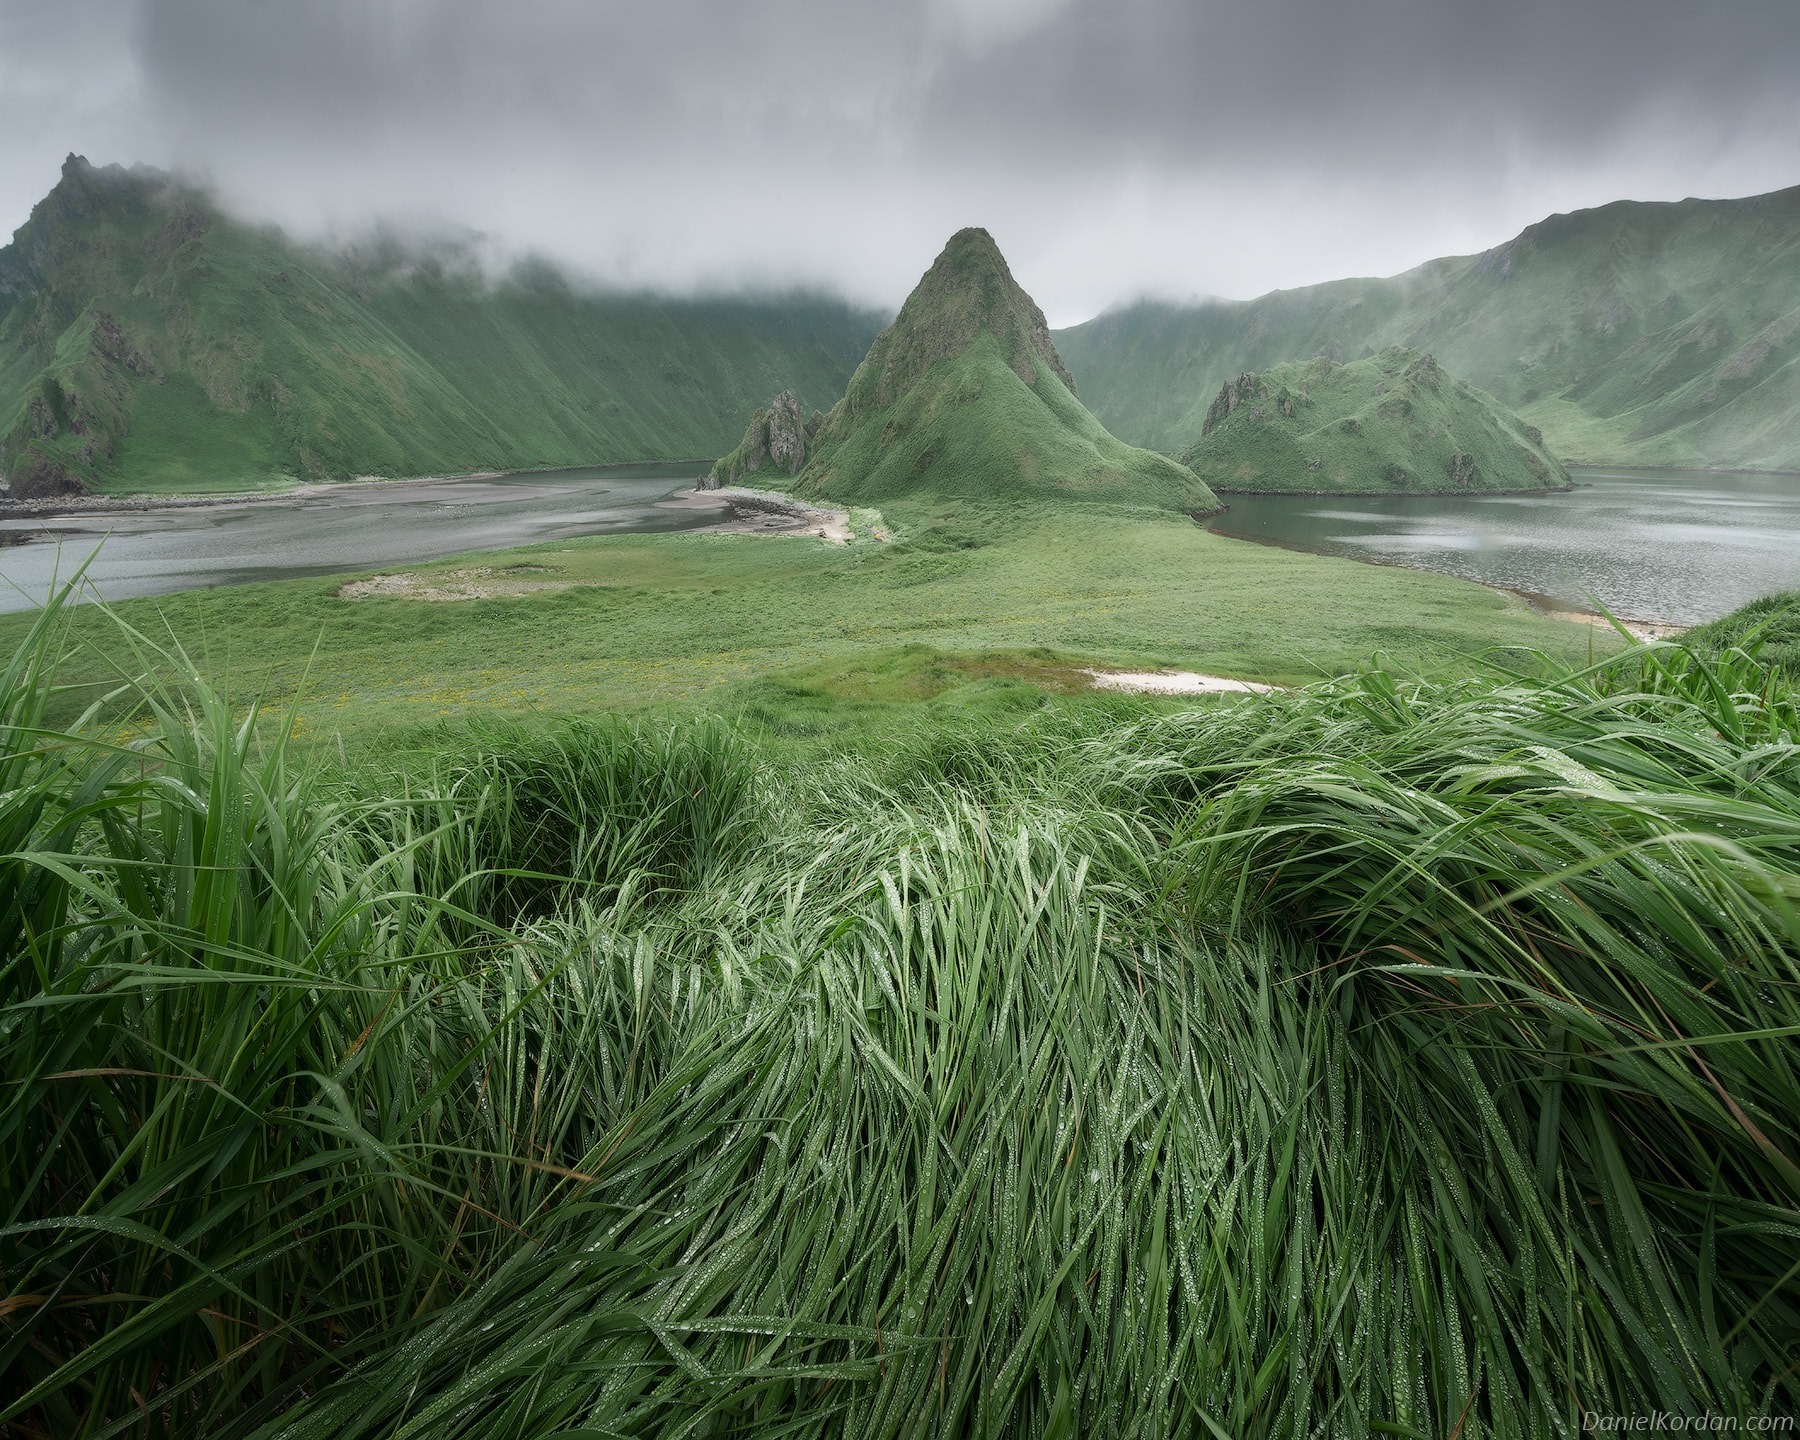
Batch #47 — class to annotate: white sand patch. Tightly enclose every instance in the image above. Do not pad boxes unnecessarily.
[1084,669,1277,695]
[336,566,572,602]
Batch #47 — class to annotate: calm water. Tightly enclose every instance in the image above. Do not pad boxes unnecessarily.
[1209,468,1800,625]
[0,463,725,614]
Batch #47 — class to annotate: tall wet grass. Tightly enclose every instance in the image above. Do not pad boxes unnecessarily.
[3,596,1797,1436]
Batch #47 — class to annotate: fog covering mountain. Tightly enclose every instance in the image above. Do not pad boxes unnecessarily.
[1056,185,1800,473]
[0,157,883,496]
[4,158,1797,497]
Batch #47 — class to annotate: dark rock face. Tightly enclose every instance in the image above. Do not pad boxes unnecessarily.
[4,447,90,498]
[711,390,812,485]
[90,312,150,375]
[1405,353,1444,384]
[767,390,807,475]
[1448,450,1479,487]
[1202,373,1260,437]
[26,394,56,439]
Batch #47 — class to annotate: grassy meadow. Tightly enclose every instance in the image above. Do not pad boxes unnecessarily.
[7,501,1615,753]
[3,552,1798,1436]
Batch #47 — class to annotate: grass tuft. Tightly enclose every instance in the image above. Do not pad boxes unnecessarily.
[4,594,1797,1436]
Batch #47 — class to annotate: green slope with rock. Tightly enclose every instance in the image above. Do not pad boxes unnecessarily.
[0,157,882,496]
[729,227,1217,513]
[1182,347,1570,494]
[1056,185,1800,472]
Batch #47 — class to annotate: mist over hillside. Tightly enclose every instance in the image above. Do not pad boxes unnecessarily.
[0,158,884,496]
[4,160,1797,496]
[1056,186,1800,473]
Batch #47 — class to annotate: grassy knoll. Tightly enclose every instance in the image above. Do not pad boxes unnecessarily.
[0,158,880,495]
[1058,184,1800,472]
[4,580,1797,1436]
[9,503,1614,746]
[1182,347,1569,494]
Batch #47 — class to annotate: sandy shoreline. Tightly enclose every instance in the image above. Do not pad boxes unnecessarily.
[1517,602,1689,643]
[0,461,733,521]
[0,470,517,520]
[663,486,858,543]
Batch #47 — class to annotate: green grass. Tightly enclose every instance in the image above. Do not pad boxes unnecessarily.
[110,373,294,493]
[4,579,1797,1436]
[1687,589,1800,675]
[7,503,1615,746]
[1058,184,1800,472]
[1182,347,1569,494]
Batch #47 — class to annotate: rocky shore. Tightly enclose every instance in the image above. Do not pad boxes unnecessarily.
[663,485,856,542]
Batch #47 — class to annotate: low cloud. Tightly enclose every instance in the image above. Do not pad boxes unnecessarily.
[2,0,1796,324]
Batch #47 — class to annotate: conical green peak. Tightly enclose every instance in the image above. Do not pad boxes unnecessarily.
[776,228,1218,513]
[838,227,1077,420]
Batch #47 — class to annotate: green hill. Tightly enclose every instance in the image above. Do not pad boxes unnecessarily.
[0,157,883,496]
[1182,347,1570,494]
[730,227,1217,513]
[1056,185,1800,472]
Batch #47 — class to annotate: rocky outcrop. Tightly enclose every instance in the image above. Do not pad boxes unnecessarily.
[1202,373,1260,436]
[90,312,151,375]
[1180,346,1569,495]
[767,390,807,474]
[3,447,91,499]
[1202,371,1309,437]
[709,389,812,486]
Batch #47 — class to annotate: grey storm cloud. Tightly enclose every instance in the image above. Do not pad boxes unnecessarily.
[2,0,1797,323]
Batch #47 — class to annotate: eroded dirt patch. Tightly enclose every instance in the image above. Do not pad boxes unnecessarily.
[336,566,572,602]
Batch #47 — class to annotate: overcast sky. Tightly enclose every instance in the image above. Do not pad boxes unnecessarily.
[2,0,1797,325]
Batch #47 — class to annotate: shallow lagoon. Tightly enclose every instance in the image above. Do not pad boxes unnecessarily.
[0,463,723,613]
[4,463,1797,628]
[1207,468,1800,625]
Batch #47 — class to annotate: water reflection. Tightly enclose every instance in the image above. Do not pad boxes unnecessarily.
[1209,468,1800,624]
[0,463,722,613]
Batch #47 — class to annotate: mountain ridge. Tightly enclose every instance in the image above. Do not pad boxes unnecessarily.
[0,157,885,496]
[1055,184,1800,472]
